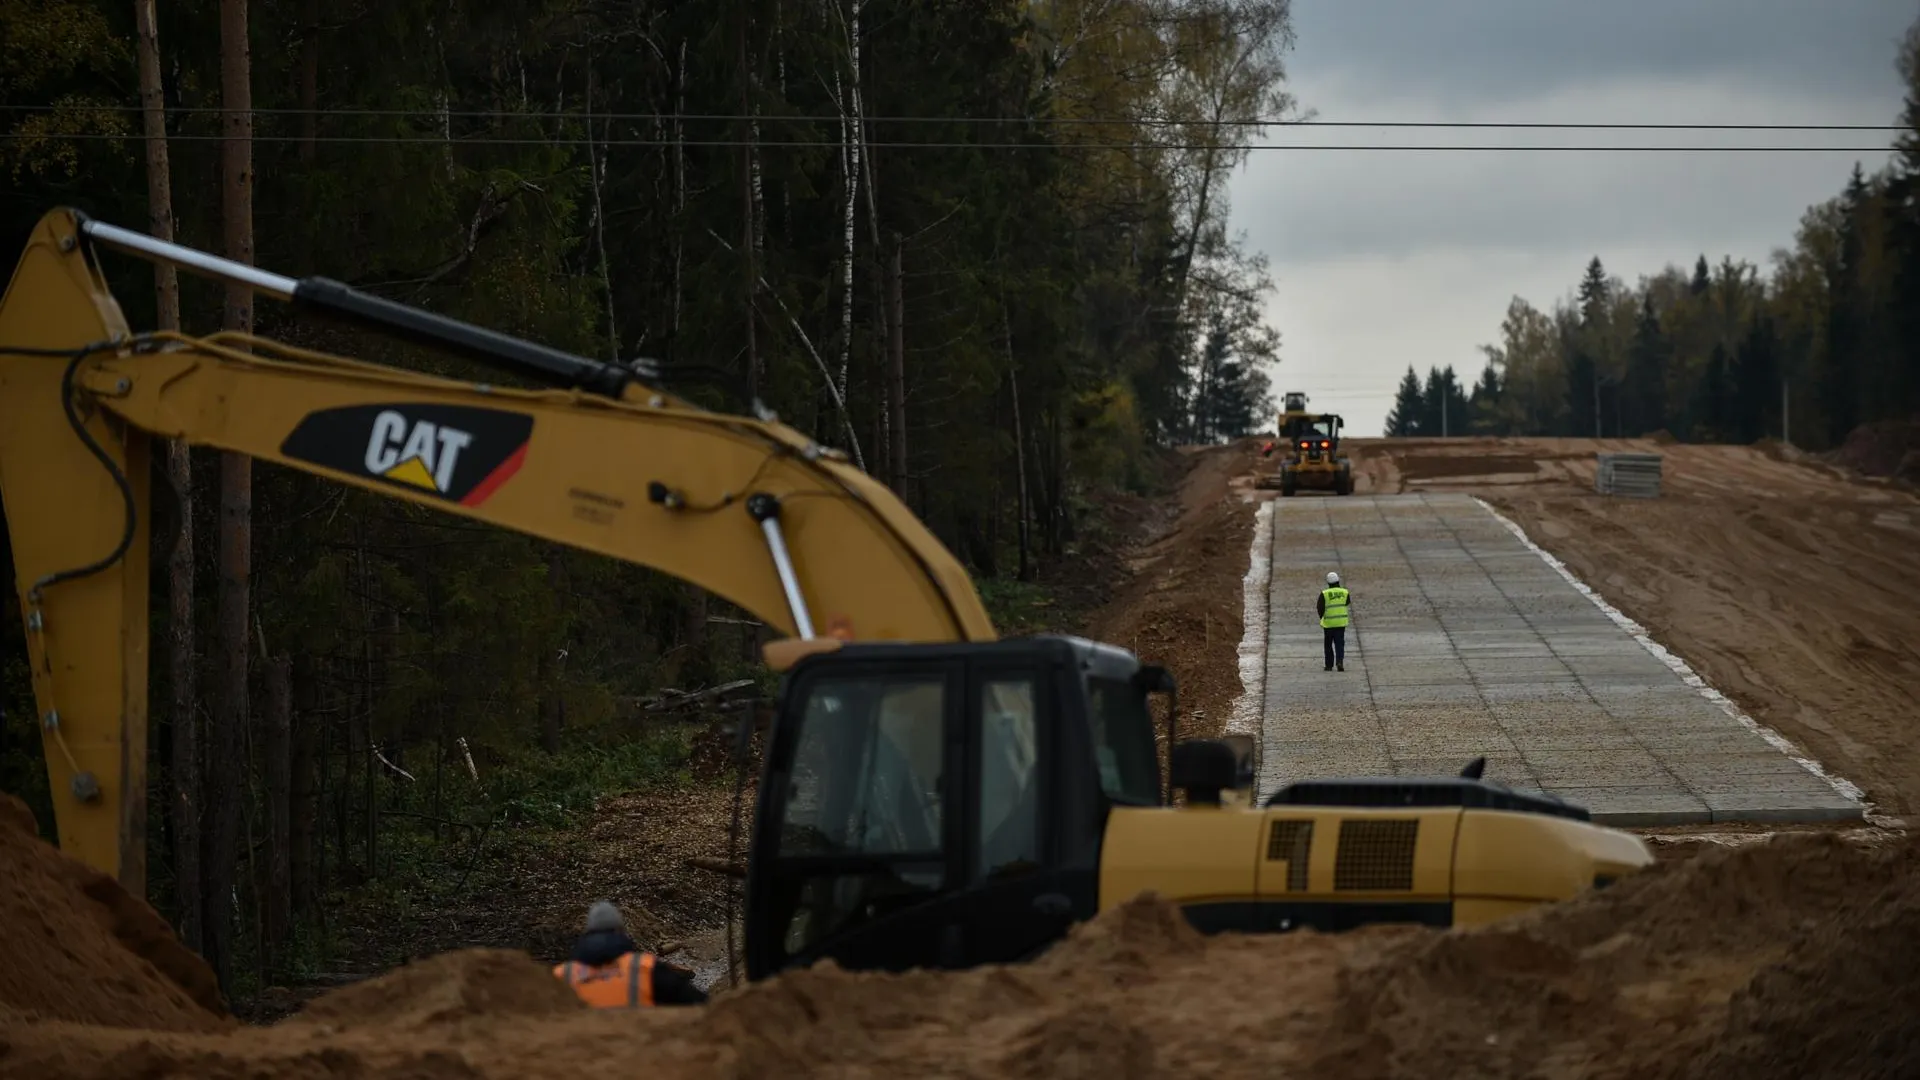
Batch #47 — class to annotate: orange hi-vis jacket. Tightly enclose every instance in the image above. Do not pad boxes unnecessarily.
[553,951,656,1008]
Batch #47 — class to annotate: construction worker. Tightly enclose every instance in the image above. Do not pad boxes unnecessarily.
[551,900,707,1007]
[1318,571,1350,672]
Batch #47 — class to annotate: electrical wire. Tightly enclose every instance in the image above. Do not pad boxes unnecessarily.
[0,131,1898,152]
[0,104,1902,130]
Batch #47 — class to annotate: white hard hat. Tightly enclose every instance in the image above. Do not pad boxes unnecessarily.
[1326,572,1340,585]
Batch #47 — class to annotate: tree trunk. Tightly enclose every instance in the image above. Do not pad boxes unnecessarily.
[539,545,568,754]
[671,39,686,351]
[584,64,618,363]
[362,567,378,877]
[677,582,708,685]
[872,256,890,488]
[887,233,906,499]
[206,0,254,993]
[136,0,197,944]
[297,0,318,161]
[738,16,760,400]
[263,654,292,980]
[1003,302,1032,581]
[289,653,317,916]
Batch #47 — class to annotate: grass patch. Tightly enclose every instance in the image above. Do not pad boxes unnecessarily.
[977,576,1065,636]
[283,725,705,973]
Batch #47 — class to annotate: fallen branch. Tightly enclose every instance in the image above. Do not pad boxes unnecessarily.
[636,678,756,712]
[686,856,746,878]
[371,744,416,782]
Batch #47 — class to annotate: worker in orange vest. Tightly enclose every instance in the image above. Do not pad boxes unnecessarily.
[551,901,707,1007]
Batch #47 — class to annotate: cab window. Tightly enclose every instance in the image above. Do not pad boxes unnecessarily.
[774,672,949,957]
[1084,676,1160,805]
[976,677,1041,879]
[778,674,945,857]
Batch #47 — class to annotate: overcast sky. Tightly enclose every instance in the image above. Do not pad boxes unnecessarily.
[1226,1,1918,436]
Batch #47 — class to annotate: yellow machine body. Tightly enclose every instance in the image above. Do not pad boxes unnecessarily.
[1099,802,1652,929]
[1257,390,1354,496]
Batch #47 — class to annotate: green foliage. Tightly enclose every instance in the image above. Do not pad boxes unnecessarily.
[479,734,695,831]
[977,576,1062,636]
[1384,367,1423,437]
[0,0,1297,987]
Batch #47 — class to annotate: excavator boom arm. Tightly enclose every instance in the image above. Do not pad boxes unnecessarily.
[0,208,994,886]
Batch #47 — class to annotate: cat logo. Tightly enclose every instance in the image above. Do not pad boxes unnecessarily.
[279,403,535,507]
[364,410,471,494]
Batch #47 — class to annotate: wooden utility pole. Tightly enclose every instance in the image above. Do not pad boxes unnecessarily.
[134,0,185,928]
[208,0,255,992]
[887,232,906,498]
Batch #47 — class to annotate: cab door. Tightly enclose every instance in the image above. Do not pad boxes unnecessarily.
[744,658,968,979]
[955,660,1082,966]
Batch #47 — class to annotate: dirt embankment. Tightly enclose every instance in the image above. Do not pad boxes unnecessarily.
[2,808,1914,1078]
[0,795,230,1033]
[1351,436,1920,820]
[1084,439,1267,741]
[1826,415,1920,486]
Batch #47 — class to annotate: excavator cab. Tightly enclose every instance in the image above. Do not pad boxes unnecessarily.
[744,636,1177,978]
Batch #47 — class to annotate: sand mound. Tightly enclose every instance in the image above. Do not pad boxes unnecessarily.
[0,794,229,1033]
[1305,832,1920,1078]
[285,949,583,1032]
[3,831,1918,1077]
[1829,416,1920,483]
[1703,867,1920,1080]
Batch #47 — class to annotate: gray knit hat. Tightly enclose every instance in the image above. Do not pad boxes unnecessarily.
[585,900,623,933]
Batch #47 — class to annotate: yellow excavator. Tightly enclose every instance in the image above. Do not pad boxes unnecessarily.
[0,208,1650,980]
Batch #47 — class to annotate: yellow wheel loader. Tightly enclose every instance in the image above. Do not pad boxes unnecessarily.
[0,209,1650,982]
[1257,391,1354,496]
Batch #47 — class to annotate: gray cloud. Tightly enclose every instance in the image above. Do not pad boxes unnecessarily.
[1288,0,1916,109]
[1228,74,1892,265]
[1221,2,1920,436]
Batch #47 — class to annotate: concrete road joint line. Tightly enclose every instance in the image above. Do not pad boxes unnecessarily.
[1227,500,1275,762]
[1333,498,1389,771]
[1418,494,1693,796]
[1371,495,1479,777]
[1470,496,1868,810]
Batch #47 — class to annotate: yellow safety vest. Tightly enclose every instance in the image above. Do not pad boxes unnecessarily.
[1320,587,1350,629]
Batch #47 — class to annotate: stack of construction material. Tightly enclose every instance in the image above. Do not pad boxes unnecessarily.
[1595,452,1663,497]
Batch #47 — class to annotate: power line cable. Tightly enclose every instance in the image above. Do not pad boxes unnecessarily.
[0,131,1898,152]
[0,103,1904,131]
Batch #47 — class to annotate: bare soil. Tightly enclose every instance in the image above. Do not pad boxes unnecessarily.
[0,795,230,1033]
[2,805,1914,1078]
[1350,436,1920,819]
[6,435,1917,1078]
[1085,439,1267,742]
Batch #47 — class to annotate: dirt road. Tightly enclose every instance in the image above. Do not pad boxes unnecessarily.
[1347,436,1920,819]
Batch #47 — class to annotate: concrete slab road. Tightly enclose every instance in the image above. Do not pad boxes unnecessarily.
[1259,492,1864,827]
